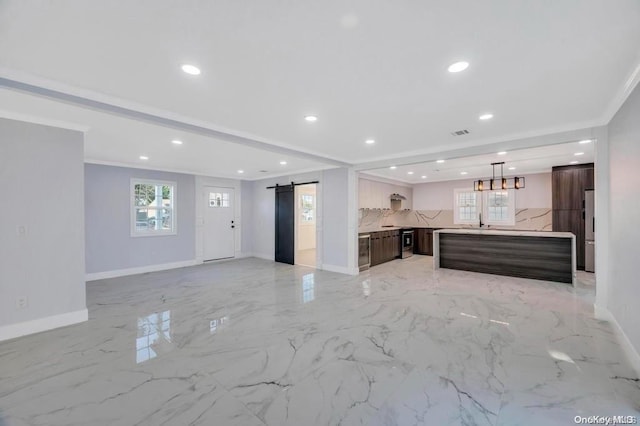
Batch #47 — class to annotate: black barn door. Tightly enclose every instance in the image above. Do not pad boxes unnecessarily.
[275,185,295,264]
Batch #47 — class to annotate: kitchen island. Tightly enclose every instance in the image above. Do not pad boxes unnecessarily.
[433,229,576,285]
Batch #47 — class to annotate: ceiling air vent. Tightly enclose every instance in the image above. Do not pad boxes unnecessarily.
[259,170,268,173]
[451,129,470,136]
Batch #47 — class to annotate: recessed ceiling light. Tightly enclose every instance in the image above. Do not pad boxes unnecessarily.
[448,61,469,73]
[570,160,579,164]
[172,139,183,145]
[280,161,287,165]
[497,151,507,155]
[460,171,468,175]
[237,170,244,174]
[365,139,375,145]
[479,113,494,120]
[390,166,397,170]
[139,155,149,160]
[574,152,584,156]
[304,115,318,122]
[436,159,445,163]
[578,139,592,144]
[508,167,516,170]
[407,171,414,175]
[181,64,201,75]
[421,175,427,179]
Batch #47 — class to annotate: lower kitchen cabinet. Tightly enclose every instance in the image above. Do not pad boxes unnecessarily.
[414,228,436,255]
[370,230,400,266]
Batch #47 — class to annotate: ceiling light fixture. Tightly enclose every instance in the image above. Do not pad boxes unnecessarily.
[237,170,244,174]
[570,160,579,164]
[421,176,427,179]
[578,139,592,144]
[181,64,201,75]
[574,152,584,156]
[497,151,507,155]
[139,155,149,160]
[474,162,526,191]
[479,113,494,120]
[172,140,183,145]
[365,139,375,145]
[508,166,516,170]
[460,171,468,175]
[280,161,287,165]
[304,115,318,122]
[390,166,397,170]
[448,61,469,73]
[437,159,445,163]
[407,171,414,175]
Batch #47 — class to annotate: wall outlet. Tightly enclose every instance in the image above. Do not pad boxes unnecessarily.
[16,297,28,309]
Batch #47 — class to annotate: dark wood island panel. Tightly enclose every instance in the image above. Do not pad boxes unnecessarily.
[438,232,574,284]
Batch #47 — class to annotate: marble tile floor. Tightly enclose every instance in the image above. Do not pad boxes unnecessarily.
[0,257,638,426]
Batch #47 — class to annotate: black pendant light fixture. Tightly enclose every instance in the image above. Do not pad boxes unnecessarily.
[474,162,525,191]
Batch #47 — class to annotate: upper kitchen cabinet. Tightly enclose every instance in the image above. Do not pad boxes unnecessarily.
[552,164,594,210]
[358,177,412,209]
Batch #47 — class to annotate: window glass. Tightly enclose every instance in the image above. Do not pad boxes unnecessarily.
[132,180,176,236]
[300,194,314,222]
[209,192,230,208]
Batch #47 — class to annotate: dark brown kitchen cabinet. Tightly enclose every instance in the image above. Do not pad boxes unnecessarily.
[552,163,593,270]
[414,228,436,255]
[553,210,585,268]
[369,230,400,266]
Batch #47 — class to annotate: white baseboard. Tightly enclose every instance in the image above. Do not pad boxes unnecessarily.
[594,303,640,375]
[86,259,198,281]
[251,252,275,261]
[321,264,359,276]
[0,309,88,342]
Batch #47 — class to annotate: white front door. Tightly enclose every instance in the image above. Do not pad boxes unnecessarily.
[203,186,235,260]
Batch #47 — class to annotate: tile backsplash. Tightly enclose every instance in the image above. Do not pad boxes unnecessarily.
[358,208,552,232]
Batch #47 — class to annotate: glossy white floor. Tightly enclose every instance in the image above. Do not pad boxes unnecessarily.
[0,257,638,426]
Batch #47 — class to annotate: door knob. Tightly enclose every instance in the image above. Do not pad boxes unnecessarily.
[231,225,235,229]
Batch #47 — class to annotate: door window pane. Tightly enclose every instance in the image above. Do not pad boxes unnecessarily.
[209,192,230,208]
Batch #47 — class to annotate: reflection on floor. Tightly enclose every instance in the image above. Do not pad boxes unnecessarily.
[295,248,316,267]
[0,257,637,425]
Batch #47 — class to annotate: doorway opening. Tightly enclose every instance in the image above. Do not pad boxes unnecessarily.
[295,184,317,267]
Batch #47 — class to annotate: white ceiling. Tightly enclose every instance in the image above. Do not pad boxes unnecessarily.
[0,1,639,175]
[362,140,595,184]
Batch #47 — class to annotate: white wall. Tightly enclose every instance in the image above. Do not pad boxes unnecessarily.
[0,118,87,341]
[359,175,413,209]
[412,172,552,210]
[605,82,640,361]
[85,164,197,276]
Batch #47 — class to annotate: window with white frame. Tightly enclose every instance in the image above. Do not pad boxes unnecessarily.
[453,189,480,224]
[131,179,176,236]
[300,194,315,223]
[484,189,516,226]
[208,191,230,208]
[453,188,516,226]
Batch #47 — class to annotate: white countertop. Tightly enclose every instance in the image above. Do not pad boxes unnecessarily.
[434,228,575,239]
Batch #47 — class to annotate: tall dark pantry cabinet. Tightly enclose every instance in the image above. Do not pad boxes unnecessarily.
[551,163,594,271]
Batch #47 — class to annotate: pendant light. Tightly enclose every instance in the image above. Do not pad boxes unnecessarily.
[474,162,525,191]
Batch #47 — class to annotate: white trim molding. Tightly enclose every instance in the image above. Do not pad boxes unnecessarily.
[594,304,640,376]
[321,264,359,276]
[86,259,198,281]
[0,309,88,342]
